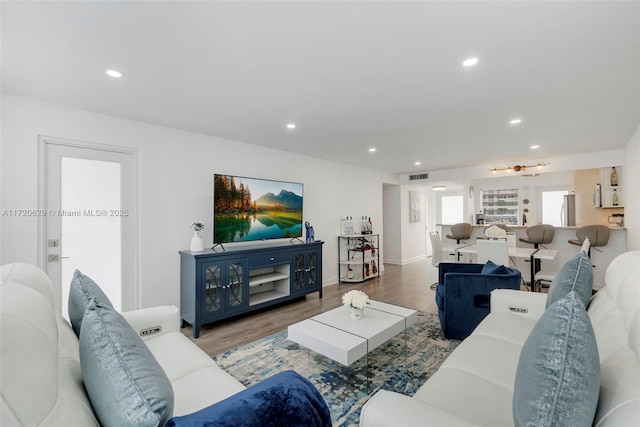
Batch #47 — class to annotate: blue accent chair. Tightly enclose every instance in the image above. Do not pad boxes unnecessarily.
[435,262,521,340]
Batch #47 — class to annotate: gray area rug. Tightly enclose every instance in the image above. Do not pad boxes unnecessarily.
[213,311,460,426]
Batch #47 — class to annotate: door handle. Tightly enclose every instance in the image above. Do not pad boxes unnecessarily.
[47,254,70,262]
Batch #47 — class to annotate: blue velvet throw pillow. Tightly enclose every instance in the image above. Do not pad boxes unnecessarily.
[166,370,331,427]
[68,269,114,336]
[80,300,174,427]
[513,291,599,427]
[546,251,593,309]
[481,260,509,275]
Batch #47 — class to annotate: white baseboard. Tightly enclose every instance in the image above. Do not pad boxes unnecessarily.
[384,255,427,265]
[401,254,427,265]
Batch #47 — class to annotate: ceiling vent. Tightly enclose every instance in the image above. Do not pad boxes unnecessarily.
[409,173,429,181]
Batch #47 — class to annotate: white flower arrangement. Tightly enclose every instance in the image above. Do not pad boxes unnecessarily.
[191,222,205,232]
[342,290,370,309]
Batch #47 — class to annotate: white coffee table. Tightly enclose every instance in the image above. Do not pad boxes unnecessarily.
[288,300,418,366]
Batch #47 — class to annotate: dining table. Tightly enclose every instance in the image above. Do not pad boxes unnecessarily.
[456,244,558,291]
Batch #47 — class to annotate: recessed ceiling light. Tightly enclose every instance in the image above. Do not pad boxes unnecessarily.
[105,69,123,78]
[286,123,296,129]
[369,147,377,153]
[462,57,478,67]
[530,145,540,149]
[510,118,522,125]
[432,186,447,191]
[414,161,421,166]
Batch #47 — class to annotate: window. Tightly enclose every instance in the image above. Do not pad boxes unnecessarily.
[441,195,463,224]
[481,188,519,225]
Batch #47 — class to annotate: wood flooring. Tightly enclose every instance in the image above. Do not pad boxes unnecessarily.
[183,259,440,356]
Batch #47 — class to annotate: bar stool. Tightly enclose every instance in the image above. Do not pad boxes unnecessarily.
[519,224,555,249]
[445,223,472,244]
[535,238,591,292]
[445,223,472,262]
[568,225,610,257]
[519,224,555,287]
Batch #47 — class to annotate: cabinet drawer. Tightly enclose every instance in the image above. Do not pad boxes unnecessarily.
[249,252,289,267]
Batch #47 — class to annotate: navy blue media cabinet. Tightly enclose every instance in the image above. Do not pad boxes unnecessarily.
[179,241,323,338]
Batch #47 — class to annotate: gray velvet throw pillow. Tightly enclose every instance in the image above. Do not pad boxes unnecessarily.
[80,300,174,427]
[546,251,593,309]
[68,269,114,336]
[513,291,599,427]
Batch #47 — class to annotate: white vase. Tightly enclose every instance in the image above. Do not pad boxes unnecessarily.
[350,306,364,320]
[190,231,204,252]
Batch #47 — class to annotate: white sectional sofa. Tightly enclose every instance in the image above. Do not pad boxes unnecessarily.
[0,262,246,426]
[361,250,640,426]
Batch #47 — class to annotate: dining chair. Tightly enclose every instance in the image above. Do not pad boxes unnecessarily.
[484,224,507,239]
[429,232,443,290]
[476,239,509,266]
[480,225,515,256]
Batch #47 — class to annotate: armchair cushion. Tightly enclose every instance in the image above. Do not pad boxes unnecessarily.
[436,263,521,340]
[80,300,174,427]
[166,370,331,427]
[68,269,113,336]
[481,260,510,275]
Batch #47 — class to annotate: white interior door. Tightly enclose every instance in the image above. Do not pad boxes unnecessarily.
[42,138,137,316]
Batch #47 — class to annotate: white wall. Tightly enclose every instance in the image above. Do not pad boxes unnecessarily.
[400,186,427,264]
[382,185,427,265]
[623,124,640,250]
[1,95,398,308]
[382,184,401,264]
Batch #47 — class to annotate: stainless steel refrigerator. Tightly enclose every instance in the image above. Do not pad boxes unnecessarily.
[562,194,576,226]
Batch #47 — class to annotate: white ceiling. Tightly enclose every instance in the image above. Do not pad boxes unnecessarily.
[2,1,639,175]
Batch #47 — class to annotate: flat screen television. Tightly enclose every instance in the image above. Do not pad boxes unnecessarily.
[213,174,303,244]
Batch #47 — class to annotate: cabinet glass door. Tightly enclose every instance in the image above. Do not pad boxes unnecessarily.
[204,264,223,314]
[226,261,245,309]
[292,250,318,292]
[292,253,305,292]
[307,252,318,288]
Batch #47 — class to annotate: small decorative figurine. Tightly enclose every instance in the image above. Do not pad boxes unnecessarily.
[305,221,315,243]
